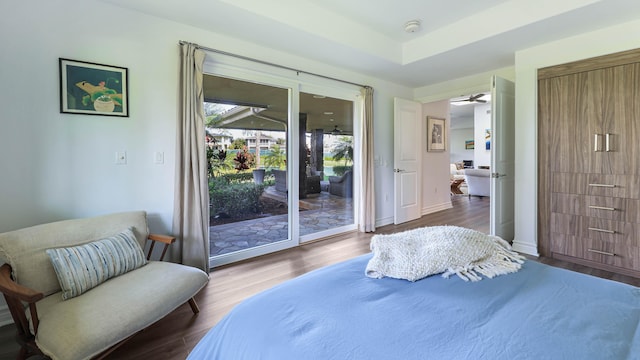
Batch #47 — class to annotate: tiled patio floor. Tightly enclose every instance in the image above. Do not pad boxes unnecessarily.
[210,187,353,256]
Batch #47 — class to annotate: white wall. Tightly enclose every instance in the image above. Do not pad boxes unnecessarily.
[449,128,474,163]
[473,104,492,168]
[512,17,640,256]
[421,100,452,214]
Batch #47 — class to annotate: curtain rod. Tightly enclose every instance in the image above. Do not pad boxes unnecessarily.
[180,41,370,89]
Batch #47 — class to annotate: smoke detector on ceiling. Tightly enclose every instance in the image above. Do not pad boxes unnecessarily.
[404,20,421,33]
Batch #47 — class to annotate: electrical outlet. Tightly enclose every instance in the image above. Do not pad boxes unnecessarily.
[115,151,127,165]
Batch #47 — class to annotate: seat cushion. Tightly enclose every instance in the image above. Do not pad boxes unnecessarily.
[33,261,208,360]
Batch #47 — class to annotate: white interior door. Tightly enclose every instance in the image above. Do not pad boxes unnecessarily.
[490,76,515,240]
[393,97,422,224]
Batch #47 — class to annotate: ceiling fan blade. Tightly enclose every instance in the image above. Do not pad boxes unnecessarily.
[469,94,485,101]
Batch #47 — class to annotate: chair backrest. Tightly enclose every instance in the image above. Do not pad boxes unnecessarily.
[464,169,490,196]
[464,169,490,177]
[0,211,148,296]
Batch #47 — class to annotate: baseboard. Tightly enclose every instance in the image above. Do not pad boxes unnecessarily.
[421,201,453,216]
[375,202,452,228]
[375,216,394,228]
[512,239,539,257]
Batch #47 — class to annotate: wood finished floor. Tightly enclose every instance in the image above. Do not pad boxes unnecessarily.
[1,195,639,359]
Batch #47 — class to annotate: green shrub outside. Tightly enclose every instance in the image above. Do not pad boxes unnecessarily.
[210,170,275,185]
[209,170,278,218]
[210,181,265,218]
[218,172,254,184]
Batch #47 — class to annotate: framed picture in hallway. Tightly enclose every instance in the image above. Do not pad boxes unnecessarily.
[427,116,446,152]
[59,58,129,117]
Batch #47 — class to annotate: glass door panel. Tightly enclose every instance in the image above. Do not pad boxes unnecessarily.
[204,74,294,266]
[299,91,355,238]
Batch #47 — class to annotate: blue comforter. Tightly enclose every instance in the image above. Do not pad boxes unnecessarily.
[189,254,640,359]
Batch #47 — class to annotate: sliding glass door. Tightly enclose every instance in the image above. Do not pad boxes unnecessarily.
[203,58,360,267]
[204,73,298,267]
[298,90,357,241]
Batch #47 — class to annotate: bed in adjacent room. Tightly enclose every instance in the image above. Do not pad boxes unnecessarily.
[188,226,640,359]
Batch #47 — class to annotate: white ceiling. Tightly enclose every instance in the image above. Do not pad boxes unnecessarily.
[100,0,640,88]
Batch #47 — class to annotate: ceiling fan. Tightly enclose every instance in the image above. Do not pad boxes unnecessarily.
[452,94,487,104]
[331,125,342,135]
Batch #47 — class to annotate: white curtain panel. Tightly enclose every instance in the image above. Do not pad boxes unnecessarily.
[171,42,210,272]
[359,87,375,232]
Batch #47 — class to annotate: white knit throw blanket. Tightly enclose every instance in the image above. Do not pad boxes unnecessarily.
[365,226,525,282]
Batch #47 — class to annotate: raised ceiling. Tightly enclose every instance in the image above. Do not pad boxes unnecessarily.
[100,0,640,88]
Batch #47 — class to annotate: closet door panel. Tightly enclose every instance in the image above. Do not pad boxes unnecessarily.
[606,63,640,175]
[581,69,606,174]
[546,73,597,174]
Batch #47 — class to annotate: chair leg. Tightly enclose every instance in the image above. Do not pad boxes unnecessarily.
[188,298,200,314]
[18,346,28,360]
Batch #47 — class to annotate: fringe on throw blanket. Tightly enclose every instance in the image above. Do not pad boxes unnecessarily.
[443,237,524,281]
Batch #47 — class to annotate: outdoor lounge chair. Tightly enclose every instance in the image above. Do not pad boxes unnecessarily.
[328,170,352,198]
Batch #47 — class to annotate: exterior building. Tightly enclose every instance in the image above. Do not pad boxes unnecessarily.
[206,132,233,151]
[245,133,281,154]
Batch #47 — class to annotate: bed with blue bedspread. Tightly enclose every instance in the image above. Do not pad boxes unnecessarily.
[189,228,640,360]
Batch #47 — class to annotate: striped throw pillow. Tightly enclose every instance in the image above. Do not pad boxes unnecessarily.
[46,228,147,300]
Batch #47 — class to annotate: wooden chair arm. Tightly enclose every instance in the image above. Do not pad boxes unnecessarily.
[0,264,43,303]
[146,234,176,261]
[148,233,176,245]
[0,264,44,336]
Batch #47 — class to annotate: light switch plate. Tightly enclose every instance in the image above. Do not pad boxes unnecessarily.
[154,151,164,164]
[115,151,127,165]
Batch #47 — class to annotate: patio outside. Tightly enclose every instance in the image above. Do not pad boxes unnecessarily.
[210,185,353,256]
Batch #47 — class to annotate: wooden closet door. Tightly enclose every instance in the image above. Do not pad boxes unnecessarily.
[542,70,606,175]
[582,69,607,174]
[605,63,640,175]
